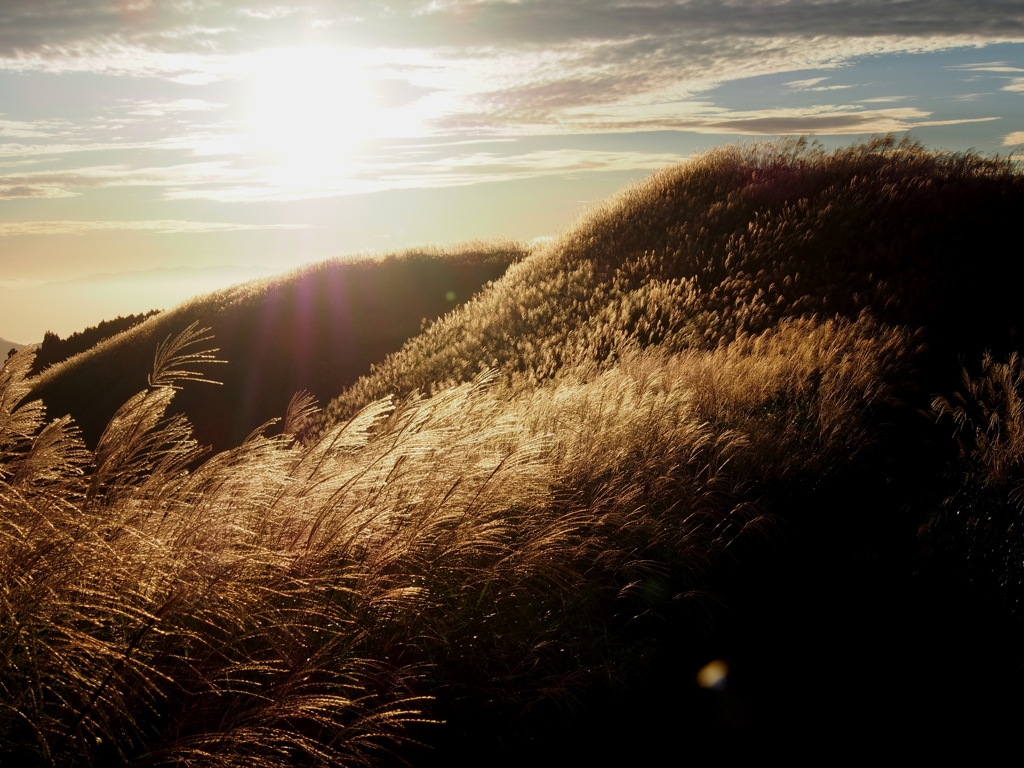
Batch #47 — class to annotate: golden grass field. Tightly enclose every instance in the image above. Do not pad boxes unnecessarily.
[5,137,1024,764]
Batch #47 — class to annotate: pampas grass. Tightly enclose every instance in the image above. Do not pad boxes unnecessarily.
[2,318,771,765]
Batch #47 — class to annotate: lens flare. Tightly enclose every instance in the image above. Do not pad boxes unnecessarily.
[697,659,729,690]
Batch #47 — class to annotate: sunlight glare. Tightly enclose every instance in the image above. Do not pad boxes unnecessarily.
[246,48,380,165]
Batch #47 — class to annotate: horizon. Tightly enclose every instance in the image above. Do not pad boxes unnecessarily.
[2,1,1023,343]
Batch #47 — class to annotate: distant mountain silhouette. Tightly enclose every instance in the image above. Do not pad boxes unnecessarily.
[1,337,29,355]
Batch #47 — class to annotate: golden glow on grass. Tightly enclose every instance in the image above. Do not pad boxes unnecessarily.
[245,47,381,166]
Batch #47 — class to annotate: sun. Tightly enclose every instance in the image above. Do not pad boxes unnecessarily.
[245,47,380,165]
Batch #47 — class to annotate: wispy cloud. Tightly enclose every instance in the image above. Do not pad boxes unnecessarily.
[948,61,1024,93]
[787,77,830,89]
[169,72,223,85]
[950,62,1024,73]
[0,185,77,200]
[0,162,244,198]
[440,97,1000,138]
[123,98,227,116]
[414,148,693,180]
[0,136,211,159]
[159,148,694,202]
[692,106,998,136]
[0,220,306,236]
[0,117,71,139]
[1004,131,1024,146]
[414,33,1012,136]
[785,77,854,92]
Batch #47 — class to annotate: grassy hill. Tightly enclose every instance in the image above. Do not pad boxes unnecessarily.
[29,243,525,454]
[313,136,1024,759]
[5,137,1024,765]
[323,136,1022,425]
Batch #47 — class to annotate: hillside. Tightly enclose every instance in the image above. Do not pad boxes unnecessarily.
[315,136,1024,758]
[323,137,1023,426]
[5,138,1024,766]
[29,243,525,454]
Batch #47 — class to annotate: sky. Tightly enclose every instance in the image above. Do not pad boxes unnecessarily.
[1,1,1023,343]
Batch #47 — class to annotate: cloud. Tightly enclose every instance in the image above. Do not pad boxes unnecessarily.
[0,184,77,200]
[411,31,1012,136]
[947,61,1024,92]
[169,71,223,85]
[0,137,195,158]
[1,166,149,201]
[786,77,855,92]
[1004,131,1024,146]
[1,3,1022,89]
[949,62,1024,72]
[159,148,694,202]
[123,98,227,116]
[0,2,1016,209]
[787,77,830,89]
[2,1,1024,59]
[430,148,691,176]
[0,2,1017,151]
[0,219,307,236]
[0,164,230,198]
[698,112,993,135]
[7,145,695,204]
[439,91,1001,137]
[0,117,70,138]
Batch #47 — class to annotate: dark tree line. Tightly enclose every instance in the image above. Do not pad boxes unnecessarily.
[30,310,161,375]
